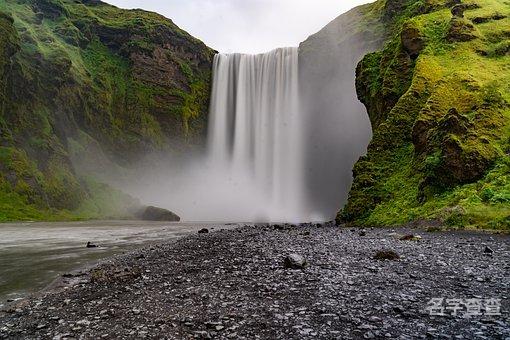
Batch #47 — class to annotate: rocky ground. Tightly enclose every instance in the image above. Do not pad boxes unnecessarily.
[0,224,509,339]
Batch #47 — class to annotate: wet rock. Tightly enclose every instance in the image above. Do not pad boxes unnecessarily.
[86,242,98,248]
[76,319,90,326]
[399,234,422,241]
[374,250,400,261]
[284,254,307,269]
[198,228,209,234]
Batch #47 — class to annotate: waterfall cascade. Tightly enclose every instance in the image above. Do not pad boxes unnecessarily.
[207,48,306,222]
[125,45,370,223]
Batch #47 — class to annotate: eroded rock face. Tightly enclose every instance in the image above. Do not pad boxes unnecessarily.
[440,137,496,185]
[447,17,479,42]
[341,0,509,228]
[401,22,425,58]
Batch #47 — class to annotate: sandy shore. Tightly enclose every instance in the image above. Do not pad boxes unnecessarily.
[1,224,509,339]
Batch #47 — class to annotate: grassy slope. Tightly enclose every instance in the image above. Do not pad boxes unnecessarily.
[0,0,214,221]
[341,0,510,229]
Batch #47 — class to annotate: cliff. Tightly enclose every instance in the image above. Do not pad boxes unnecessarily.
[298,2,387,217]
[340,0,510,229]
[0,0,214,221]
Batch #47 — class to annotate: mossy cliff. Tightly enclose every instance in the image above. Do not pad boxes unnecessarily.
[339,0,510,229]
[0,0,214,221]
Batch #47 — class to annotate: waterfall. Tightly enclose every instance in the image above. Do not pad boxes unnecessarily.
[123,44,370,223]
[207,48,306,222]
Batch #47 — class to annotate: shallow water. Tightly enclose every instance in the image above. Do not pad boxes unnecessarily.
[0,220,230,307]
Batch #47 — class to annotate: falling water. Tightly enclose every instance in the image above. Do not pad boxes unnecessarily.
[207,48,306,222]
[119,43,370,223]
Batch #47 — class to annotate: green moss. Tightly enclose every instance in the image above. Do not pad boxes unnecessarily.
[0,0,214,221]
[342,0,510,230]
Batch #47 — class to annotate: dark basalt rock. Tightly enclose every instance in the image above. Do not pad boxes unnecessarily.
[284,254,307,269]
[374,250,400,261]
[139,206,181,222]
[86,242,98,248]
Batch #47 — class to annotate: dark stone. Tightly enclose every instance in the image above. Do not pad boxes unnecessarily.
[400,234,421,241]
[374,250,400,261]
[198,228,209,234]
[284,254,307,270]
[86,242,98,248]
[273,224,285,231]
[484,246,494,254]
[139,206,180,222]
[359,230,367,237]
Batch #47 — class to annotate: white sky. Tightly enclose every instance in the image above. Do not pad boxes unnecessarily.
[104,0,373,54]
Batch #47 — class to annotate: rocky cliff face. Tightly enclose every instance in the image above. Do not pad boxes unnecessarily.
[340,0,510,229]
[0,0,214,221]
[298,2,387,217]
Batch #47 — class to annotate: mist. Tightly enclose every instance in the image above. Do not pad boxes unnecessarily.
[72,5,382,223]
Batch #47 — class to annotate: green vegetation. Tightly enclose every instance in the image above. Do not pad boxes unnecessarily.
[340,0,510,230]
[0,0,214,221]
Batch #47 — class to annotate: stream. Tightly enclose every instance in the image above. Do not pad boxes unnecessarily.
[0,220,233,307]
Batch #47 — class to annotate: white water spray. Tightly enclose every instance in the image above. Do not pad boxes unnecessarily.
[207,48,306,222]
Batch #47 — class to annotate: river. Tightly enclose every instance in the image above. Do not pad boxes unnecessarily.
[0,220,234,307]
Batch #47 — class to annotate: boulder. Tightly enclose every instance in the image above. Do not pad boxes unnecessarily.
[399,234,422,241]
[284,254,307,270]
[138,206,180,222]
[86,242,98,248]
[373,250,400,261]
[484,246,494,254]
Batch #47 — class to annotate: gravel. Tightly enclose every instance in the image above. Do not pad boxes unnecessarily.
[0,224,509,339]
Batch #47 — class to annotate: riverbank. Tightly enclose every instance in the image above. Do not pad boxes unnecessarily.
[0,221,233,306]
[1,224,509,339]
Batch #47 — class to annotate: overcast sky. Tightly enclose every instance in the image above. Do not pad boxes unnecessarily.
[105,0,373,54]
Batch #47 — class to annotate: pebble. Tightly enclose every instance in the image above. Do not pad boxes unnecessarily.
[1,226,508,339]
